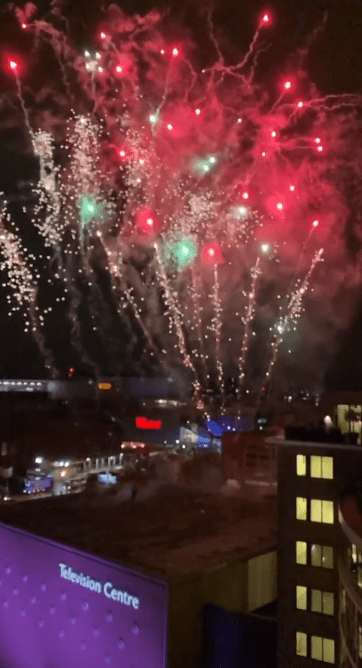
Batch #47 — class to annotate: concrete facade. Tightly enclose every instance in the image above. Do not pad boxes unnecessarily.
[276,439,362,668]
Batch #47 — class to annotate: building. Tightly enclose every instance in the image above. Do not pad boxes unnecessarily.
[275,435,362,668]
[320,391,362,440]
[0,481,277,668]
[338,479,362,667]
[0,377,188,402]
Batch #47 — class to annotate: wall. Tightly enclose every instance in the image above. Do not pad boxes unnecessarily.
[202,604,277,668]
[248,550,277,611]
[0,522,168,668]
[168,560,248,668]
[168,550,277,668]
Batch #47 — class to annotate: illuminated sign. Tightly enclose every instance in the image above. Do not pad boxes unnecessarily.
[136,417,162,430]
[99,382,112,390]
[59,564,140,608]
[0,521,167,668]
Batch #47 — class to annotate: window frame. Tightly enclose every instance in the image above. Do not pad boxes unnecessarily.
[311,636,335,663]
[310,588,334,615]
[296,542,334,569]
[310,455,333,479]
[310,498,334,524]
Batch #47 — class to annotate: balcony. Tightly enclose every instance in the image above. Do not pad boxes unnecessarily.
[339,487,362,552]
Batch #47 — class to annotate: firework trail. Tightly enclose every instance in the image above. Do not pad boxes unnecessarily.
[212,262,225,405]
[154,242,204,408]
[258,248,324,404]
[0,204,56,377]
[102,243,168,373]
[190,266,209,386]
[237,256,261,396]
[31,131,63,253]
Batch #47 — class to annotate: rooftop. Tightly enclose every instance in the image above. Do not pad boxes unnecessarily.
[268,437,362,451]
[0,486,277,583]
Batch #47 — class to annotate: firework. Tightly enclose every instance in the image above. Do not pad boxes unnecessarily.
[0,4,360,405]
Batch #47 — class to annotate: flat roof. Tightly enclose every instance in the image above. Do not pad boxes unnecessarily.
[267,438,362,453]
[0,488,277,583]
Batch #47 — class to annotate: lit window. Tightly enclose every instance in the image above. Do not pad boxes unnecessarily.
[311,499,334,524]
[296,497,307,520]
[311,636,323,661]
[311,543,322,566]
[296,632,307,657]
[296,586,307,610]
[323,592,334,615]
[311,637,335,663]
[311,590,334,615]
[323,639,335,664]
[311,589,322,613]
[323,546,334,568]
[297,454,306,476]
[310,455,333,479]
[322,457,333,479]
[322,500,334,523]
[296,541,307,565]
[310,544,333,568]
[311,456,321,478]
[311,499,322,522]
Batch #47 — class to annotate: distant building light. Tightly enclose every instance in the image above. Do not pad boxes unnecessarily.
[99,382,112,390]
[35,457,43,464]
[98,473,117,485]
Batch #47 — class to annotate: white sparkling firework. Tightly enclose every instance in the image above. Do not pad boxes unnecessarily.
[1,5,352,406]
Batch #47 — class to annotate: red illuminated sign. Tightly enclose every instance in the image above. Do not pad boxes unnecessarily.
[136,417,162,430]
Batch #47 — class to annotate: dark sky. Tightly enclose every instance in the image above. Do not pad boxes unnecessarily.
[0,0,362,386]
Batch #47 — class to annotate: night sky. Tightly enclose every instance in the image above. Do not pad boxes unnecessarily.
[0,0,362,388]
